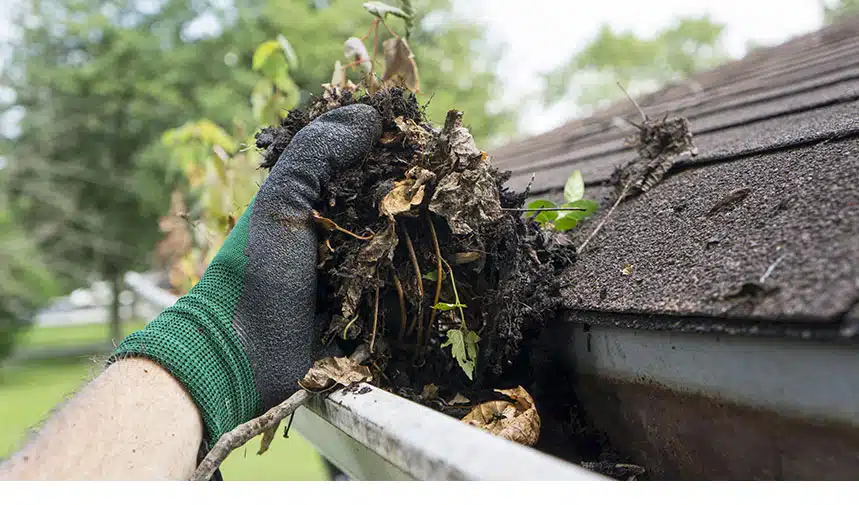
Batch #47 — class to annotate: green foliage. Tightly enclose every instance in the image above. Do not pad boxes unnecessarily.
[363,1,412,21]
[525,171,599,231]
[1,0,261,306]
[441,328,480,380]
[543,15,727,110]
[435,260,478,380]
[822,0,859,23]
[0,195,58,359]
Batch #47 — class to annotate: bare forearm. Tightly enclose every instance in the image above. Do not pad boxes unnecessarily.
[0,358,203,480]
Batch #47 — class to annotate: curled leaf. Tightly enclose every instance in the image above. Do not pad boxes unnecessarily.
[380,179,425,217]
[357,219,399,263]
[563,170,585,203]
[382,37,420,92]
[298,356,372,392]
[252,40,280,71]
[344,37,372,76]
[394,116,431,148]
[276,34,298,68]
[448,393,471,405]
[420,383,439,401]
[462,386,541,446]
[330,60,346,88]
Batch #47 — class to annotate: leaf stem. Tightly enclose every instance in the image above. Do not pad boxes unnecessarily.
[392,271,407,341]
[370,284,380,353]
[426,216,443,347]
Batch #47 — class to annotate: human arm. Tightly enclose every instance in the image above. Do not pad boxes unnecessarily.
[0,358,203,480]
[0,104,382,480]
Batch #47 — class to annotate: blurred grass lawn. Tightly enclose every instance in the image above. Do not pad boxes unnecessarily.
[1,324,329,480]
[20,321,145,348]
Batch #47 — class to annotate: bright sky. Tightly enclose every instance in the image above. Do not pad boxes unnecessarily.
[454,0,826,136]
[0,0,831,139]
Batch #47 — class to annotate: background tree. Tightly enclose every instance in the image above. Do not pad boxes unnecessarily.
[821,0,859,23]
[0,0,514,344]
[542,15,727,113]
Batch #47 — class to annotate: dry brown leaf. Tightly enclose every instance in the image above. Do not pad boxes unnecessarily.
[344,37,372,76]
[461,386,540,446]
[429,157,503,235]
[448,393,471,405]
[357,219,398,263]
[380,179,425,217]
[298,356,372,392]
[382,37,420,92]
[420,383,440,401]
[394,116,431,148]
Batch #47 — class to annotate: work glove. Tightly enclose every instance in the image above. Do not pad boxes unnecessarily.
[109,104,382,444]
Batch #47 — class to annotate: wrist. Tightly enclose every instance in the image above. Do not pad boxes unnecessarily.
[109,210,262,442]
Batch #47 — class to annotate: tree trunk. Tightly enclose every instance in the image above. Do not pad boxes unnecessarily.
[109,271,122,344]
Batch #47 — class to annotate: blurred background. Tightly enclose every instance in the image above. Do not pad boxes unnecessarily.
[0,0,855,480]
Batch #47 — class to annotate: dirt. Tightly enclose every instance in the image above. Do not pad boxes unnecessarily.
[256,87,650,479]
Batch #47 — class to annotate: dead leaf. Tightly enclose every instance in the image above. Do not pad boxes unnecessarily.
[420,383,439,401]
[394,116,431,148]
[380,179,425,217]
[429,157,503,235]
[382,37,420,92]
[357,219,399,263]
[405,166,436,187]
[621,264,633,276]
[448,393,470,405]
[461,386,540,446]
[441,110,481,170]
[298,356,372,392]
[330,60,346,88]
[344,37,371,76]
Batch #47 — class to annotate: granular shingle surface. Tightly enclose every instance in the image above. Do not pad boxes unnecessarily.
[491,14,859,334]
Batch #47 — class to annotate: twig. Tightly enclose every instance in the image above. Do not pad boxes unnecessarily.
[312,210,374,241]
[401,222,423,297]
[370,284,380,353]
[760,253,786,283]
[401,221,423,342]
[618,81,648,122]
[392,271,407,341]
[577,181,632,255]
[191,346,370,481]
[191,389,310,480]
[426,216,443,347]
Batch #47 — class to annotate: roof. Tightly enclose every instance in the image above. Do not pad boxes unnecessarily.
[491,15,859,338]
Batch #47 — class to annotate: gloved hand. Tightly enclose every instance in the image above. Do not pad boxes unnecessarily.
[109,104,382,444]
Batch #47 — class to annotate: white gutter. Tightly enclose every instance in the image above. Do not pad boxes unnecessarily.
[123,271,605,481]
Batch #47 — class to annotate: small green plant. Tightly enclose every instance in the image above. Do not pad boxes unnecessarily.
[431,260,479,380]
[525,170,599,231]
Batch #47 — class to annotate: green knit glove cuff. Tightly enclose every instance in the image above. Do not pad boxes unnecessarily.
[109,207,262,443]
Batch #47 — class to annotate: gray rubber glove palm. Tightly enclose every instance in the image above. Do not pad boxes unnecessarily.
[110,104,382,443]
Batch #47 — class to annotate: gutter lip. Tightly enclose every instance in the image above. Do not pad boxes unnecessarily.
[562,308,858,343]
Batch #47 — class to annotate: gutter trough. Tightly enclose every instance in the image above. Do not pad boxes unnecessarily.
[125,271,859,479]
[564,320,859,480]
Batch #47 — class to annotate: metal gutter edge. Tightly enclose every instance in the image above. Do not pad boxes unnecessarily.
[293,384,607,481]
[123,271,604,481]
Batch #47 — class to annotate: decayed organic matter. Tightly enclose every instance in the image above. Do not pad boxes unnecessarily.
[256,88,575,402]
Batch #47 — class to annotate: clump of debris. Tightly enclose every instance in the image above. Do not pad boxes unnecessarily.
[257,87,574,405]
